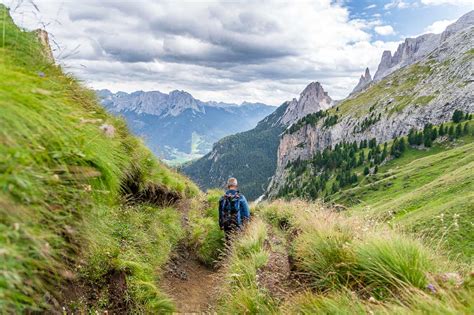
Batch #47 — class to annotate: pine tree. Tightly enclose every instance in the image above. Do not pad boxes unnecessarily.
[374,165,378,174]
[452,110,464,123]
[456,124,462,137]
[399,138,406,152]
[439,124,445,136]
[448,125,455,136]
[463,123,469,135]
[408,128,416,145]
[465,112,469,121]
[364,166,370,176]
[431,127,438,140]
[424,135,432,147]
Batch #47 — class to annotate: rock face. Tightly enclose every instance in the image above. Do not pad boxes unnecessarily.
[34,29,54,63]
[267,11,474,198]
[350,68,372,95]
[374,10,474,81]
[97,89,274,162]
[281,82,333,125]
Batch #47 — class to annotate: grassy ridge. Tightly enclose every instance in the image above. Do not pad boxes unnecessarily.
[0,5,199,312]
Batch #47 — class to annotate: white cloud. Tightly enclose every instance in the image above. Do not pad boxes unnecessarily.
[4,0,399,103]
[424,19,455,33]
[374,25,396,35]
[384,0,412,10]
[365,4,377,9]
[421,0,473,5]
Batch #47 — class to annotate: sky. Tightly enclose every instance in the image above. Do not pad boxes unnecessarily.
[3,0,472,105]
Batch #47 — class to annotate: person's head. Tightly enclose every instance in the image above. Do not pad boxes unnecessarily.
[227,177,238,190]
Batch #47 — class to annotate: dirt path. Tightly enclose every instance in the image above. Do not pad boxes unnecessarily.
[161,199,221,313]
[161,246,220,313]
[258,225,302,303]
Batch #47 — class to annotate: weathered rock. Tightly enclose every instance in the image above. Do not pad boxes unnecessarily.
[281,82,333,125]
[351,68,372,95]
[267,13,474,198]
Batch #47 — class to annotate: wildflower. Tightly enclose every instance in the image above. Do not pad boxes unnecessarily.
[38,71,45,77]
[426,283,436,293]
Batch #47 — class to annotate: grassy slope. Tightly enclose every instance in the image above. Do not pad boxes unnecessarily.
[0,6,199,312]
[218,200,473,314]
[333,134,474,261]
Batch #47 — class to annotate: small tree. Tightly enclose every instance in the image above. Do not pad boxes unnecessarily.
[439,124,445,136]
[452,110,464,123]
[374,165,379,174]
[448,125,455,137]
[424,135,432,147]
[463,123,469,135]
[364,166,370,176]
[455,124,462,137]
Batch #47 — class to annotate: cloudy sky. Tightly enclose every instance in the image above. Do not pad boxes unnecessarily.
[3,0,472,105]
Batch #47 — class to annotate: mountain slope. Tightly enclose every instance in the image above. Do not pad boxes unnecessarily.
[98,89,274,163]
[269,12,474,196]
[182,81,334,200]
[182,102,289,200]
[0,6,199,312]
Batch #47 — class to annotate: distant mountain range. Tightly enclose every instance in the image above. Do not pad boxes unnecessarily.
[97,89,274,163]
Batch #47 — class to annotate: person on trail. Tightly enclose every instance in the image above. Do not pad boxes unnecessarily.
[218,177,250,239]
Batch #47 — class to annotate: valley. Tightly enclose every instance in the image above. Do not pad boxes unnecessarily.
[1,3,473,314]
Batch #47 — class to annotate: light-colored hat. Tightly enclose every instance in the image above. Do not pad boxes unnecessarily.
[227,177,238,188]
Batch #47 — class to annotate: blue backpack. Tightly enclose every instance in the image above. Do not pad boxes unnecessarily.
[219,192,241,230]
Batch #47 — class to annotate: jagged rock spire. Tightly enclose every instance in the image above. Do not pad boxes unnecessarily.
[350,67,372,95]
[281,82,333,125]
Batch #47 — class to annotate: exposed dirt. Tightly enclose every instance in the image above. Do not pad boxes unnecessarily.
[161,199,222,313]
[258,226,303,302]
[162,245,220,313]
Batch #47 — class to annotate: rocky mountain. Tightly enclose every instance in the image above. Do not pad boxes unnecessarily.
[350,67,372,95]
[97,89,274,163]
[373,10,474,81]
[281,82,333,125]
[267,11,474,198]
[182,81,333,200]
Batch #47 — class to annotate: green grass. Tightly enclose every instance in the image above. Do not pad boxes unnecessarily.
[217,218,279,314]
[0,5,199,312]
[333,134,474,261]
[253,200,472,314]
[188,189,225,266]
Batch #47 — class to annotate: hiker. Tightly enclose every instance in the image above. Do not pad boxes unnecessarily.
[218,177,250,240]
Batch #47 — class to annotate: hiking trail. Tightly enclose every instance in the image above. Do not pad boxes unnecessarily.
[161,200,222,313]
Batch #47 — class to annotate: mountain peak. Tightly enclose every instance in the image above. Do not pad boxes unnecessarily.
[373,11,473,81]
[350,68,372,95]
[281,81,333,125]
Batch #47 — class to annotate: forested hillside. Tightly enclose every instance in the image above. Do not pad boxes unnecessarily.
[182,102,289,200]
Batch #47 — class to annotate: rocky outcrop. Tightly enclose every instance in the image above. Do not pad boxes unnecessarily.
[267,13,474,198]
[34,29,54,63]
[281,82,333,125]
[350,68,372,95]
[373,10,473,81]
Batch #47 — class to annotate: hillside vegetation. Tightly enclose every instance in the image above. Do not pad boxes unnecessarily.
[0,6,200,312]
[214,200,473,314]
[182,102,289,200]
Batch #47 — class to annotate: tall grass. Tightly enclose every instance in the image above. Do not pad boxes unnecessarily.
[188,190,225,266]
[0,5,198,312]
[217,219,279,314]
[255,200,472,313]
